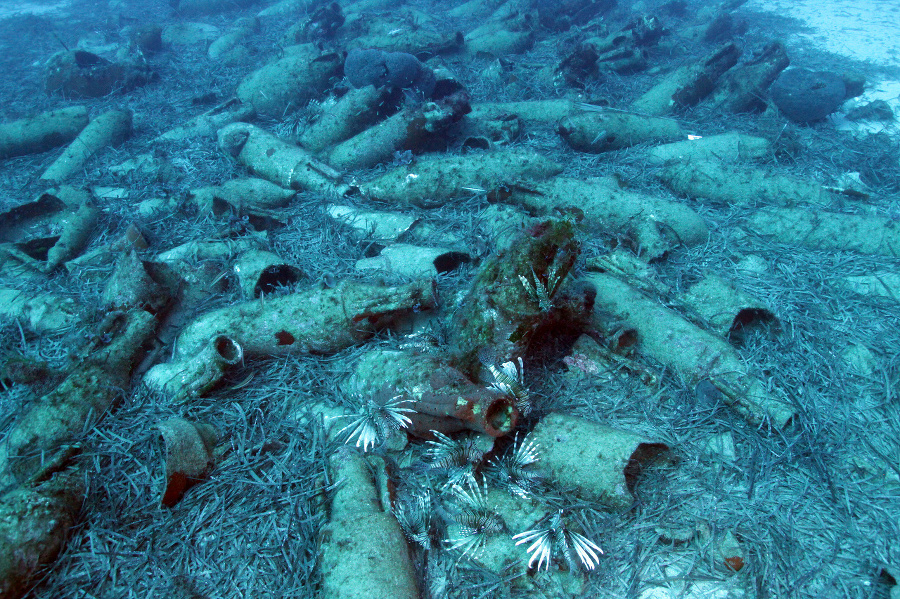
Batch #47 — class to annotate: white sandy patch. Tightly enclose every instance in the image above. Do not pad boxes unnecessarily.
[0,1,72,19]
[833,79,900,136]
[746,0,900,67]
[746,0,900,135]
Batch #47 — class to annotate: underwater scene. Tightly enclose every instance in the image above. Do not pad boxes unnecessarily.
[0,0,898,597]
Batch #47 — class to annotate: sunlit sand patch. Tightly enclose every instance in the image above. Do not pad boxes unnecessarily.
[0,0,71,20]
[748,0,900,136]
[747,0,900,66]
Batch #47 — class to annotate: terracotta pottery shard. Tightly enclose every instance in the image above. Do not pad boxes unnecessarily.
[157,418,219,507]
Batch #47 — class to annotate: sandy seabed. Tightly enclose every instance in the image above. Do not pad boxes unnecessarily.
[0,1,899,598]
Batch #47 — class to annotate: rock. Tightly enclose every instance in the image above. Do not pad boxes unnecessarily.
[770,68,846,122]
[841,70,866,98]
[846,99,894,122]
[130,25,163,54]
[344,48,436,97]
